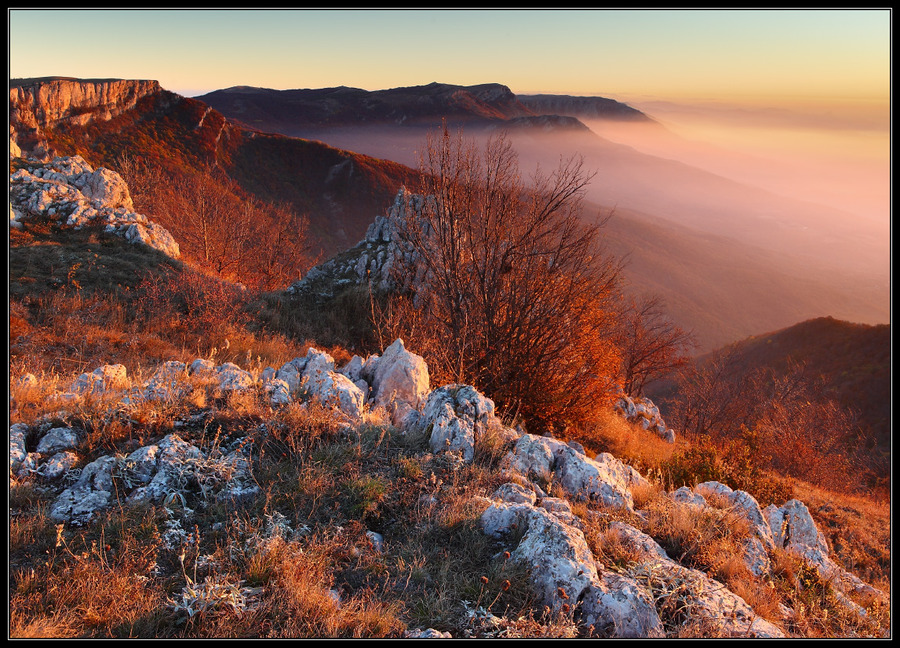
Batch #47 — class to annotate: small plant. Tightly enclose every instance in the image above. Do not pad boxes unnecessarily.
[169,573,263,621]
[344,475,389,519]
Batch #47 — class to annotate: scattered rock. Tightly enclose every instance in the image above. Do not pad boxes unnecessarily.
[8,156,180,258]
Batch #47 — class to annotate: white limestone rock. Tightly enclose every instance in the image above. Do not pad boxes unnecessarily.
[581,570,665,638]
[421,384,496,463]
[142,360,188,401]
[370,338,430,424]
[607,522,784,638]
[36,426,79,455]
[50,455,119,525]
[491,482,537,506]
[10,423,29,473]
[300,348,365,419]
[501,433,563,484]
[38,451,79,480]
[554,449,649,511]
[263,378,292,405]
[480,497,664,638]
[8,156,180,258]
[71,364,128,395]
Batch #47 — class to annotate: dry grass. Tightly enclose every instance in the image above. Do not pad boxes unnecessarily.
[565,407,679,476]
[790,481,891,596]
[8,218,891,639]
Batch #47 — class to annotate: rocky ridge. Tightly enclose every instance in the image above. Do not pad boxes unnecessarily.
[286,187,426,299]
[10,339,885,637]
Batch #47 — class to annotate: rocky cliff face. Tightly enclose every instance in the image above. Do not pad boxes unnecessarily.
[10,77,168,157]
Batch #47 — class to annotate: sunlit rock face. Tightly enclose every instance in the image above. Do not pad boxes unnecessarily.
[10,78,164,157]
[369,338,430,426]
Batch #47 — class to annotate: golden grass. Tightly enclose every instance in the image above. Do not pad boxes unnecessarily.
[566,407,680,477]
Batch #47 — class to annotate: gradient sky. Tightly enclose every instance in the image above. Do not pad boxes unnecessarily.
[8,9,891,103]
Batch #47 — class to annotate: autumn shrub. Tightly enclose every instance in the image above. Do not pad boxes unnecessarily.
[664,352,872,497]
[133,267,252,353]
[660,436,793,507]
[384,127,624,433]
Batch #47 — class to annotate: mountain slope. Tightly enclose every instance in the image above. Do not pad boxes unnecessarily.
[712,317,890,446]
[647,316,890,452]
[10,77,420,258]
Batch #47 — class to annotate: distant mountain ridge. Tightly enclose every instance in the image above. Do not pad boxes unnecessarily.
[518,93,654,122]
[198,82,530,131]
[197,82,653,134]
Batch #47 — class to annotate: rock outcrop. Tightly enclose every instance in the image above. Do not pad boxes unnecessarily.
[9,155,180,259]
[287,188,427,298]
[613,390,675,443]
[501,433,650,512]
[8,339,887,637]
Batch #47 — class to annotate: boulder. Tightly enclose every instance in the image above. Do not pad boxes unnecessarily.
[9,423,29,473]
[607,522,784,638]
[480,497,664,638]
[142,360,188,401]
[37,451,79,480]
[71,364,128,395]
[50,455,119,525]
[421,385,496,463]
[554,449,649,511]
[215,363,256,392]
[370,339,430,424]
[481,501,597,612]
[491,482,538,506]
[36,426,79,455]
[581,570,664,638]
[301,349,365,418]
[127,434,203,504]
[501,433,563,484]
[263,378,292,405]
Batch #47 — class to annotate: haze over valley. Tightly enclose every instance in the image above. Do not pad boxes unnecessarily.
[199,82,890,351]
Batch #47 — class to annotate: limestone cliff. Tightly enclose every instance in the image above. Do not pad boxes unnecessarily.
[10,77,169,157]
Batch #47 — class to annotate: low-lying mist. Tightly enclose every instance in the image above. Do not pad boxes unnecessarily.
[587,97,890,238]
[287,103,890,351]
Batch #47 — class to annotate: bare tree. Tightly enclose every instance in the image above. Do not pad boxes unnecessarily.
[392,126,624,431]
[667,352,872,493]
[115,154,312,290]
[617,294,695,397]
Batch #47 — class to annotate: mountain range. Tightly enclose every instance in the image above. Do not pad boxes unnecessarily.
[9,77,890,352]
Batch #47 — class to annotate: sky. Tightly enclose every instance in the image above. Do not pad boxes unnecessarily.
[8,8,891,104]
